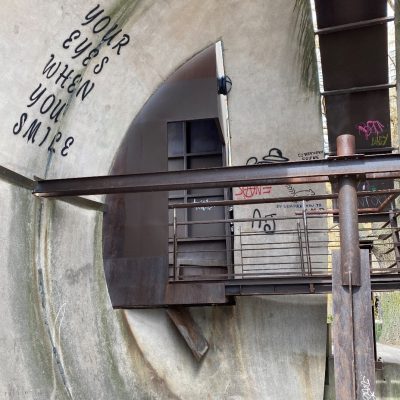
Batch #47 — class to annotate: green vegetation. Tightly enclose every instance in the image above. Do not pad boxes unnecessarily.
[379,292,400,345]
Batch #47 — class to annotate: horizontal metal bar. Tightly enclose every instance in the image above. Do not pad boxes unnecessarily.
[322,83,395,96]
[0,165,35,190]
[0,165,106,211]
[168,274,400,296]
[169,189,400,209]
[33,154,400,197]
[315,16,394,35]
[170,192,336,208]
[326,147,397,155]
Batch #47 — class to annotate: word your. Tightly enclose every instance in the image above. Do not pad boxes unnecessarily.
[251,209,276,234]
[360,375,376,400]
[193,199,214,211]
[297,150,323,161]
[357,120,385,140]
[246,148,289,165]
[235,185,272,199]
[62,4,130,71]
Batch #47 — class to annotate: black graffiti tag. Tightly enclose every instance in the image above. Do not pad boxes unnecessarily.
[251,209,277,234]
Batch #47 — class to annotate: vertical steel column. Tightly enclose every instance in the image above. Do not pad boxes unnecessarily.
[333,135,376,400]
[332,250,376,400]
[337,135,360,286]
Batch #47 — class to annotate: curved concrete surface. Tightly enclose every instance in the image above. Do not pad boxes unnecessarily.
[0,1,327,399]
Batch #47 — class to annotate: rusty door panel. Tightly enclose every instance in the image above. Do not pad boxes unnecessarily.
[103,45,224,308]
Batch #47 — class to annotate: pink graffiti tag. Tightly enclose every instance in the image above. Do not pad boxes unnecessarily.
[357,120,384,140]
[235,185,272,199]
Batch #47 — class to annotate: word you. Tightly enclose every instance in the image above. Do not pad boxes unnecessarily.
[12,81,75,156]
[251,209,277,235]
[246,148,289,165]
[360,375,376,400]
[357,120,385,140]
[235,185,272,199]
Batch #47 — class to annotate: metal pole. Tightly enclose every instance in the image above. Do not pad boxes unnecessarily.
[239,226,244,275]
[297,221,305,276]
[337,135,361,286]
[333,135,376,400]
[173,208,178,281]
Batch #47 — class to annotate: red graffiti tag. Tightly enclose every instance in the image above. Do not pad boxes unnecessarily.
[235,185,272,199]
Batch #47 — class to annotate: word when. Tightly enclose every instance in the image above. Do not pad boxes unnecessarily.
[193,199,215,211]
[360,376,376,400]
[251,209,276,234]
[357,120,385,140]
[246,148,289,165]
[235,185,272,199]
[297,150,323,161]
[42,54,95,102]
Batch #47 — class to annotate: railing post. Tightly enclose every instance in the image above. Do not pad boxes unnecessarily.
[297,221,305,276]
[302,200,312,276]
[239,226,244,276]
[173,208,178,281]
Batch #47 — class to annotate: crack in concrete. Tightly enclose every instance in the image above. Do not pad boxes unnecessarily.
[35,200,73,399]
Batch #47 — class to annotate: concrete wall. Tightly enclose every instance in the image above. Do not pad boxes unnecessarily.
[0,1,327,399]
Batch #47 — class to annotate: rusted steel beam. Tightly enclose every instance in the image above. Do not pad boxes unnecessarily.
[306,193,397,216]
[332,250,376,400]
[164,274,400,295]
[321,82,396,96]
[33,153,400,197]
[315,16,394,35]
[352,251,376,400]
[337,135,361,286]
[167,307,209,361]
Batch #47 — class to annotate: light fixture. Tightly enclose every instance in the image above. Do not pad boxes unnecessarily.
[217,75,232,95]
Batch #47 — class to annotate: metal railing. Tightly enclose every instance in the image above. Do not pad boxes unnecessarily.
[168,200,400,282]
